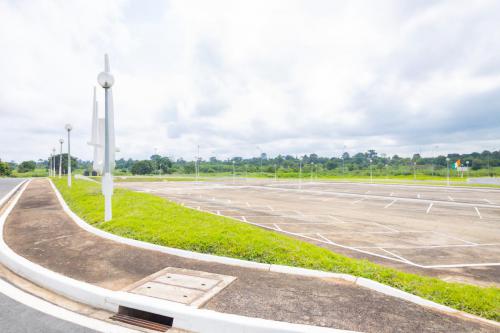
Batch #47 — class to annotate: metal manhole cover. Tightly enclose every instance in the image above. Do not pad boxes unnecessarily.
[125,267,237,307]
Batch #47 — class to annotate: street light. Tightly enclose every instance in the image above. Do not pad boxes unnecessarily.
[299,159,302,189]
[58,139,64,178]
[466,160,470,178]
[369,159,373,184]
[446,157,450,187]
[310,162,314,183]
[98,54,115,222]
[232,160,236,184]
[52,148,56,177]
[65,124,73,187]
[48,152,52,177]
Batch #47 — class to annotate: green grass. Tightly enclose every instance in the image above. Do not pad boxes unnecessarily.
[11,168,48,178]
[52,177,500,321]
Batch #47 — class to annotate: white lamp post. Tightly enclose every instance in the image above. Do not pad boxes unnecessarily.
[52,148,56,177]
[59,139,64,178]
[369,159,373,184]
[98,54,115,222]
[298,159,302,189]
[232,160,235,184]
[446,157,450,187]
[65,124,73,187]
[49,152,52,177]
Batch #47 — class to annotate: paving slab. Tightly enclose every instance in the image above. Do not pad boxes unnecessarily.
[3,179,498,333]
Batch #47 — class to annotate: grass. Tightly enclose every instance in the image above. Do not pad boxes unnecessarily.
[52,177,500,321]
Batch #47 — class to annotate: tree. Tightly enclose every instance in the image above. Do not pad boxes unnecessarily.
[0,159,11,176]
[17,160,36,173]
[131,160,154,175]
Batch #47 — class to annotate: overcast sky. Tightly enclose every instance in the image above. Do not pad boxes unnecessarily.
[1,0,500,162]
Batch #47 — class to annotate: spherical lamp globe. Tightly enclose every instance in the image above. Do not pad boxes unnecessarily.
[65,124,73,131]
[97,72,114,88]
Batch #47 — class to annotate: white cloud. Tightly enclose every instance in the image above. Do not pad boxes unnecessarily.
[1,0,499,162]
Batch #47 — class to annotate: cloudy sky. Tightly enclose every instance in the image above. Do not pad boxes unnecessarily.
[1,0,500,162]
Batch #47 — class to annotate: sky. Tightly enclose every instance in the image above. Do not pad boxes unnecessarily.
[1,0,500,162]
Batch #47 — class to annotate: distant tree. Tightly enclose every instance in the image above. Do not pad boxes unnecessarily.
[17,160,36,173]
[131,160,154,175]
[0,159,11,176]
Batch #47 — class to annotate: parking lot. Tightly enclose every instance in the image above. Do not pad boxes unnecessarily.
[118,179,500,286]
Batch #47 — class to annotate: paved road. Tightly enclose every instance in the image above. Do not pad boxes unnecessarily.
[0,178,98,333]
[0,282,97,333]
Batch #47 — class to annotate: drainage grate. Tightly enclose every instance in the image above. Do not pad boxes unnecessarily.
[110,306,173,332]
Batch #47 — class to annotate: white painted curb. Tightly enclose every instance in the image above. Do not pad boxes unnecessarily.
[48,180,499,329]
[0,180,353,333]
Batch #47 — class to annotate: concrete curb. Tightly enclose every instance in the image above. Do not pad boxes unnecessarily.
[48,179,500,329]
[0,180,353,333]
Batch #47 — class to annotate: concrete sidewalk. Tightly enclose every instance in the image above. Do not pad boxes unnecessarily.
[3,179,497,333]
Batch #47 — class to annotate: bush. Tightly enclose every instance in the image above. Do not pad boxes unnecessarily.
[131,160,154,175]
[17,160,36,173]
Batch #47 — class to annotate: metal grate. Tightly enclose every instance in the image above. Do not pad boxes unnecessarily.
[110,306,173,332]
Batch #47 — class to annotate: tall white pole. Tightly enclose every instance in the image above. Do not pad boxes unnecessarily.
[369,159,373,184]
[59,139,64,178]
[65,124,72,187]
[232,161,235,184]
[49,153,52,177]
[98,54,115,222]
[299,160,302,189]
[446,157,450,187]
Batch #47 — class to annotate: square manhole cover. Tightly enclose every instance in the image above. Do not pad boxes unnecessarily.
[125,267,236,307]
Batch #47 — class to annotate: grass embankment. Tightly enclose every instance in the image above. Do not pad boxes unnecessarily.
[52,178,500,321]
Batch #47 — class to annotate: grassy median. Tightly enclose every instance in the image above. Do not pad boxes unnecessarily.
[52,178,499,321]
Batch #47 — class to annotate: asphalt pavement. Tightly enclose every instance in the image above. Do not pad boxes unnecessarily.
[0,178,98,333]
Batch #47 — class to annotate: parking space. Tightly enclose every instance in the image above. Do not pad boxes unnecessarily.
[118,179,500,285]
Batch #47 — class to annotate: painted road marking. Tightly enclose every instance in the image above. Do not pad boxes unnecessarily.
[448,195,454,201]
[417,193,421,199]
[384,199,397,209]
[483,198,493,204]
[273,223,282,231]
[474,207,482,219]
[352,197,365,204]
[426,202,433,214]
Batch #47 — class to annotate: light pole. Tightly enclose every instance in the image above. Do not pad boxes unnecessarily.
[446,157,450,187]
[369,159,373,184]
[52,148,56,177]
[299,159,302,189]
[65,124,72,187]
[48,152,52,177]
[413,161,417,181]
[310,162,314,183]
[59,139,64,178]
[466,160,470,178]
[98,54,115,222]
[232,160,236,184]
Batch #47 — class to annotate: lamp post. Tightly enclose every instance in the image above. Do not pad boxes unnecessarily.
[310,162,314,183]
[232,160,235,184]
[299,159,302,189]
[52,148,56,177]
[446,157,450,187]
[48,152,52,177]
[65,124,72,187]
[466,160,470,178]
[59,139,64,178]
[98,54,115,222]
[369,159,373,184]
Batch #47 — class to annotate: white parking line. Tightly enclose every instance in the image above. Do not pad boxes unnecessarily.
[426,202,433,214]
[378,248,412,263]
[389,192,394,196]
[483,198,493,204]
[384,199,397,209]
[417,193,421,199]
[273,223,282,231]
[241,216,247,222]
[351,197,365,204]
[474,207,482,219]
[448,195,454,201]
